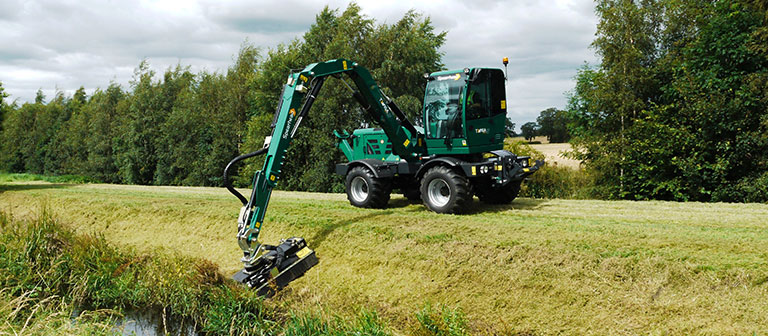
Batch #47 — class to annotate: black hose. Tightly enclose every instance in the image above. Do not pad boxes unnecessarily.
[223,147,269,205]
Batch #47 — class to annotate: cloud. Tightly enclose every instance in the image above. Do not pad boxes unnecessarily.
[200,0,319,33]
[0,0,598,129]
[336,0,599,125]
[0,0,24,21]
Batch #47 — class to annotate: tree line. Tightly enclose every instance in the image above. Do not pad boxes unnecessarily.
[2,1,766,203]
[0,4,445,191]
[519,107,572,143]
[569,0,767,202]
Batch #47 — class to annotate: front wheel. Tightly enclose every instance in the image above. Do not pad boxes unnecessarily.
[419,166,471,214]
[345,166,391,208]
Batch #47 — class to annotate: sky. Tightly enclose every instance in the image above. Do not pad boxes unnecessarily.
[0,0,599,129]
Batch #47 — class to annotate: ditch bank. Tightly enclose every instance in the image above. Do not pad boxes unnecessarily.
[0,210,467,335]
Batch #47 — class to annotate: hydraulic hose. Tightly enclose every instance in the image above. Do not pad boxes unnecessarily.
[224,147,269,205]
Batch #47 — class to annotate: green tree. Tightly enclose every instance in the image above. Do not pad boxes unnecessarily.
[85,84,125,183]
[0,82,9,133]
[0,104,33,172]
[655,1,768,201]
[569,0,661,198]
[29,96,66,174]
[153,65,196,185]
[34,89,45,104]
[114,61,165,185]
[520,122,539,141]
[505,117,516,136]
[206,44,261,187]
[1,4,446,192]
[45,89,85,175]
[243,4,445,192]
[569,0,768,202]
[536,107,570,143]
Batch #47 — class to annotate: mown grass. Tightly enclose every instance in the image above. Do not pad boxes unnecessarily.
[1,182,767,334]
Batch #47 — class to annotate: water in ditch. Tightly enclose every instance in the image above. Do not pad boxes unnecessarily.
[73,306,199,336]
[115,307,198,336]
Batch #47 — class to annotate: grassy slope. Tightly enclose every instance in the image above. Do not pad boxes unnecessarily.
[1,181,767,334]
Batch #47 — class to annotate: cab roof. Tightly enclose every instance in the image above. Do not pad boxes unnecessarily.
[429,68,502,77]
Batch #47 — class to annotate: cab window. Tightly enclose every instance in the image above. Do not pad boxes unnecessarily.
[466,69,506,120]
[424,73,465,139]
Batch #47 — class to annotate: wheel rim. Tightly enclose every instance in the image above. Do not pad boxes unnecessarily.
[350,176,369,202]
[427,178,451,207]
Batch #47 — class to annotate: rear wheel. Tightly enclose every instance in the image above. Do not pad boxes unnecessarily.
[477,180,521,204]
[345,166,391,208]
[419,166,471,214]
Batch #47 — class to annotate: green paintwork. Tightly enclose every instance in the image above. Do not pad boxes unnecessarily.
[243,59,426,251]
[244,59,510,258]
[338,67,507,160]
[344,128,402,162]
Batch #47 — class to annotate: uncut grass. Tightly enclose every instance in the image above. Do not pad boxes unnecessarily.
[0,210,278,335]
[0,290,120,336]
[0,210,439,335]
[1,182,768,334]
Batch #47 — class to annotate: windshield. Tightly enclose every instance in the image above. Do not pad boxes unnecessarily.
[424,73,465,139]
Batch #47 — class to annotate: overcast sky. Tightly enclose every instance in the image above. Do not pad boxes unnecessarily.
[0,0,599,128]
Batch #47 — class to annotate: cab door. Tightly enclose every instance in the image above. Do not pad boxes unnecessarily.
[464,69,506,150]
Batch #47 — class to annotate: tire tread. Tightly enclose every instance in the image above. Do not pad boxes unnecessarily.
[420,165,471,214]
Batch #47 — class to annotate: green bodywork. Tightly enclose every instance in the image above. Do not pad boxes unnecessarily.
[239,59,510,265]
[238,59,425,261]
[335,128,408,162]
[337,67,507,161]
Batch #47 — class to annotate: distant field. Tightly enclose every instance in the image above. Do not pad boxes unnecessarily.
[509,137,581,169]
[509,135,551,144]
[529,143,580,169]
[1,181,767,334]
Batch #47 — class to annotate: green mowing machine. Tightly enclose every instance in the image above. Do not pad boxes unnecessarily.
[223,58,543,293]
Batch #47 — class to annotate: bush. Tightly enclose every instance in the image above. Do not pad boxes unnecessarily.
[504,140,591,199]
[711,172,768,203]
[521,165,591,199]
[503,140,545,161]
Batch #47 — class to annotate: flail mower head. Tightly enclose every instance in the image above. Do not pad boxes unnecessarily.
[232,237,318,297]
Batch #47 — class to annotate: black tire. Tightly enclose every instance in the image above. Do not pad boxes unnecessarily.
[477,181,521,205]
[419,166,472,214]
[345,166,391,208]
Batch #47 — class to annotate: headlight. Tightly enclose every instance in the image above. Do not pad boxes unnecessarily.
[480,165,489,174]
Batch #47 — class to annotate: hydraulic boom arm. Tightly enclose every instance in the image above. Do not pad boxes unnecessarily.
[224,59,424,290]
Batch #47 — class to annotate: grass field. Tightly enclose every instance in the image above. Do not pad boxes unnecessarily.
[1,180,767,334]
[508,137,581,169]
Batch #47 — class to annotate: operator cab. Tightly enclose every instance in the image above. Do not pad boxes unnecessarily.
[423,68,507,155]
